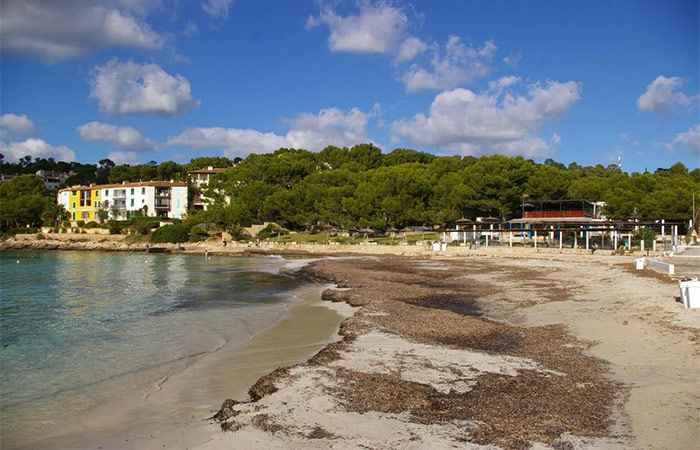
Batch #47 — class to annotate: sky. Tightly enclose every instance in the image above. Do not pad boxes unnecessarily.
[1,0,698,173]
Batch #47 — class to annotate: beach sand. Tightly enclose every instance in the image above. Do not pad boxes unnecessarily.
[15,283,354,450]
[197,254,699,450]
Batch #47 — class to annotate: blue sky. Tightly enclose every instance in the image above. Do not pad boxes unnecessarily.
[1,0,698,173]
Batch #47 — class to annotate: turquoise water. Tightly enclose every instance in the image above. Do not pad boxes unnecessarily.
[0,251,299,446]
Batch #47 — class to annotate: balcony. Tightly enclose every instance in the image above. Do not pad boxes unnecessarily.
[155,199,171,209]
[113,190,127,199]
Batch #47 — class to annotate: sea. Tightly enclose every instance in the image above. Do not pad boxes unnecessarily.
[0,250,316,448]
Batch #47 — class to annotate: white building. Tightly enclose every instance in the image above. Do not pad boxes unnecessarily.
[188,166,227,210]
[58,181,188,223]
[36,170,71,190]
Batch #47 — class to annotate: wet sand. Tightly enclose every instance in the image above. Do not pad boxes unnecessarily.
[15,284,354,450]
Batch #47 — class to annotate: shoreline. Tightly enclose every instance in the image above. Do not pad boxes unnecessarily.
[4,258,355,450]
[3,244,698,449]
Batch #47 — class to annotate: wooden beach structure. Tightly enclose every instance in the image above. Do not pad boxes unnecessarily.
[445,200,686,252]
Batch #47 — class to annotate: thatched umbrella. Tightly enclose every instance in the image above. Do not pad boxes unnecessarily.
[360,227,375,240]
[386,226,398,243]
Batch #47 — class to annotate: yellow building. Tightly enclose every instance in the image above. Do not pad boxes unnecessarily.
[58,186,102,223]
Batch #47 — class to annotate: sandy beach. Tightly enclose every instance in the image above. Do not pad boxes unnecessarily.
[2,237,698,449]
[198,253,698,450]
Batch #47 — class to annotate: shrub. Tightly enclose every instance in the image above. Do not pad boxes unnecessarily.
[129,218,153,235]
[85,221,99,229]
[77,220,85,227]
[189,225,209,242]
[62,220,71,228]
[151,223,191,243]
[255,224,285,240]
[107,220,124,235]
[53,227,59,233]
[36,232,46,240]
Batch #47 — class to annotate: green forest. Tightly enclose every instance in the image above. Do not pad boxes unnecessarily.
[1,144,698,235]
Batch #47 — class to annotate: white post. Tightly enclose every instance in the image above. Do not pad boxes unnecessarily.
[534,230,538,249]
[585,229,589,250]
[674,225,678,245]
[661,219,665,237]
[559,229,563,250]
[627,233,631,249]
[574,232,578,249]
[641,239,645,252]
[485,232,489,246]
[653,239,656,252]
[509,230,513,247]
[614,232,618,250]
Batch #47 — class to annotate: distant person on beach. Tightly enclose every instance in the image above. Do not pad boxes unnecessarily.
[591,242,599,254]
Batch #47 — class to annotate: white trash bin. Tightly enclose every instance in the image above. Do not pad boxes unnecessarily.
[634,258,645,270]
[679,278,699,308]
[683,280,700,309]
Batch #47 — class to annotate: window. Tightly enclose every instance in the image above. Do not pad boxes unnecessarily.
[104,190,109,197]
[72,212,76,220]
[71,190,76,196]
[72,202,76,209]
[142,199,145,204]
[130,199,134,207]
[130,188,134,195]
[94,201,100,208]
[94,190,99,197]
[80,190,91,207]
[142,187,145,195]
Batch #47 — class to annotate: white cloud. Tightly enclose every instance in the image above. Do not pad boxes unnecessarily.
[550,133,562,148]
[390,79,581,158]
[308,2,409,54]
[503,51,522,68]
[89,59,200,116]
[165,104,379,157]
[666,124,700,154]
[0,0,164,61]
[637,75,695,117]
[77,121,155,151]
[488,75,520,92]
[0,138,75,162]
[394,37,428,64]
[202,0,234,19]
[400,36,497,92]
[184,21,198,36]
[0,113,39,138]
[105,151,144,165]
